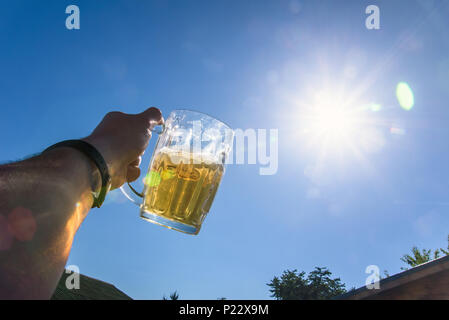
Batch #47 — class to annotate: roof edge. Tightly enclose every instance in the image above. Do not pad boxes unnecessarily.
[337,254,449,300]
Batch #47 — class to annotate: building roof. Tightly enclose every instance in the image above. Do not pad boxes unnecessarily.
[338,255,449,300]
[51,270,132,300]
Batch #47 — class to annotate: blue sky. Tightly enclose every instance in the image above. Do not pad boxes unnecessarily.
[1,0,449,299]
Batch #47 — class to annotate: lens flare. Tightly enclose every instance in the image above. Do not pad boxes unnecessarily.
[144,171,162,187]
[396,82,414,110]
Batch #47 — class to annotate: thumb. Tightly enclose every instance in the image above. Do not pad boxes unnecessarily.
[139,107,164,126]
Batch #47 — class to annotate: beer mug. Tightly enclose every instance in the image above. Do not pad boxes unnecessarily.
[120,109,234,235]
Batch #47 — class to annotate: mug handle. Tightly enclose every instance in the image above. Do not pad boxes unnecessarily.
[120,181,144,205]
[119,123,165,206]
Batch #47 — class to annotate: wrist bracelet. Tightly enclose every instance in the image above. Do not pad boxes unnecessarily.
[44,140,111,208]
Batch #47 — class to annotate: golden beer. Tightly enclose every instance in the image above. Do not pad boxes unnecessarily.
[141,147,224,233]
[121,109,233,235]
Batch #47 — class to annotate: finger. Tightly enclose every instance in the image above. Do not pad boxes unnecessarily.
[126,165,141,183]
[129,156,142,167]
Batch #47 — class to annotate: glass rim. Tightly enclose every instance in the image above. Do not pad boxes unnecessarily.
[169,108,233,132]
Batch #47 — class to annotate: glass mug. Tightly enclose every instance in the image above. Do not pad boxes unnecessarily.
[120,109,234,235]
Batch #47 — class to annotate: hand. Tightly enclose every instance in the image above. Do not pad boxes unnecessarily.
[83,107,164,190]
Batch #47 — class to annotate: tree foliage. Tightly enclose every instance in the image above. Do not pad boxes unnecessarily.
[267,267,346,300]
[162,290,179,300]
[400,235,449,270]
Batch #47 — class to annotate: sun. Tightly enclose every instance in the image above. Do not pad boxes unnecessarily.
[300,89,369,153]
[306,106,359,141]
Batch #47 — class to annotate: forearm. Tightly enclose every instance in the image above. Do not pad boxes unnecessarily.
[0,148,97,299]
[0,107,163,300]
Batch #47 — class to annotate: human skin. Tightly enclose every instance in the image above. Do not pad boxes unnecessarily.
[0,107,163,299]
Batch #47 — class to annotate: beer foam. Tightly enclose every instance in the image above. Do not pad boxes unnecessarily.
[158,147,220,164]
